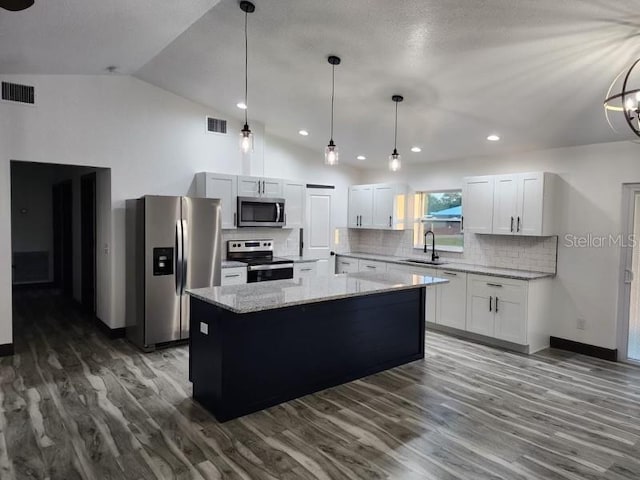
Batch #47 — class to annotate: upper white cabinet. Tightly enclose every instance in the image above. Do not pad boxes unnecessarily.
[349,185,373,228]
[282,181,305,229]
[464,172,557,236]
[195,172,238,229]
[237,176,283,198]
[462,176,494,234]
[349,183,409,230]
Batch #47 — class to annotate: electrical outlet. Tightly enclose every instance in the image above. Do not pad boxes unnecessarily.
[577,318,586,330]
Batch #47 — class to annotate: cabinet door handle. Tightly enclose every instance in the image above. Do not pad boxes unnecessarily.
[495,297,499,313]
[233,212,237,227]
[517,216,521,232]
[461,215,464,232]
[510,216,514,232]
[389,216,392,227]
[263,180,266,194]
[489,296,493,312]
[487,283,503,287]
[224,274,241,278]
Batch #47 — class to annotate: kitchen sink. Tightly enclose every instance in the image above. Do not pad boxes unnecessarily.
[403,259,448,266]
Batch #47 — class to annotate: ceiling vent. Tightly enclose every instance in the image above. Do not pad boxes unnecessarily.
[207,117,227,134]
[2,81,35,105]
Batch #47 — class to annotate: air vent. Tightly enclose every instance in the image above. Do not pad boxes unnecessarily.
[2,82,35,105]
[207,117,227,134]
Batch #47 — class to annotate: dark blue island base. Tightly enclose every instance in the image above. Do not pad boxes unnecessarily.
[189,287,426,422]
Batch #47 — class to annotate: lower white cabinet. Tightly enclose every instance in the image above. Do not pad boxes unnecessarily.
[294,262,317,278]
[336,258,359,273]
[221,267,247,286]
[466,274,529,346]
[435,271,467,330]
[358,259,388,273]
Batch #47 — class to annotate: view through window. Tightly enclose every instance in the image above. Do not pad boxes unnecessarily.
[413,190,463,251]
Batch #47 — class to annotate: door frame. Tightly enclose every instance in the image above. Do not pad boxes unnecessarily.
[52,179,73,296]
[81,172,97,313]
[617,183,640,364]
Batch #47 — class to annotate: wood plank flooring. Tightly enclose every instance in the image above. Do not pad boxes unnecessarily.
[4,289,640,479]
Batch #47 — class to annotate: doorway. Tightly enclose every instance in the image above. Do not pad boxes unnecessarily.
[52,179,73,296]
[81,172,96,313]
[303,186,335,276]
[618,184,640,363]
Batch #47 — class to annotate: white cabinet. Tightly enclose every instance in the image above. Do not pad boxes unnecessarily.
[349,183,409,230]
[221,267,247,286]
[282,181,305,228]
[348,185,373,228]
[336,257,359,273]
[358,259,387,273]
[237,176,283,198]
[195,172,238,229]
[462,176,494,234]
[435,271,467,330]
[294,262,317,278]
[465,172,557,236]
[466,275,527,344]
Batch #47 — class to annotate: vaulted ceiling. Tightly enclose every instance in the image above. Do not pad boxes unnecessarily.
[3,0,640,167]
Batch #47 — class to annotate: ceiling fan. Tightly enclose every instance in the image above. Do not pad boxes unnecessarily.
[0,0,34,11]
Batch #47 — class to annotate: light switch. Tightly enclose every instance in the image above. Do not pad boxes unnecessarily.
[200,322,209,335]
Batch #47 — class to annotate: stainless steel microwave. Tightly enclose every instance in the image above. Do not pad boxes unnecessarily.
[237,197,286,227]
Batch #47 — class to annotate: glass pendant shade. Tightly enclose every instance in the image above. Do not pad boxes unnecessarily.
[240,124,254,154]
[388,150,401,172]
[325,140,339,166]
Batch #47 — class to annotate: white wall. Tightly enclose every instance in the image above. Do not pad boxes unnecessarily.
[0,74,359,344]
[361,142,640,350]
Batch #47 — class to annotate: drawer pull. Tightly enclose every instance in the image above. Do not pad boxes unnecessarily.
[224,274,241,278]
[366,265,377,269]
[487,283,503,288]
[443,271,457,276]
[300,268,312,272]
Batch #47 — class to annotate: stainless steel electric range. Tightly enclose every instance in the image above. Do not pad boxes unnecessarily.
[227,240,294,283]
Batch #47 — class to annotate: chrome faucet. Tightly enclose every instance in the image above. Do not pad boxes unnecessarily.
[423,230,439,262]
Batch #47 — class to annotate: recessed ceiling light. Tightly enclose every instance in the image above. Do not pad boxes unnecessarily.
[411,146,422,153]
[487,134,500,141]
[237,102,247,110]
[356,155,366,160]
[298,130,309,136]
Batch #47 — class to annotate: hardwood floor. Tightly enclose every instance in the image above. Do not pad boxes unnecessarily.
[4,290,640,479]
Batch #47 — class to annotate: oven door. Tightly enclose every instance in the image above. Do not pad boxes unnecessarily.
[247,264,294,283]
[237,197,285,228]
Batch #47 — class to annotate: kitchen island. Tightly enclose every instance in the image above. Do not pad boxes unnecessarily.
[187,271,447,422]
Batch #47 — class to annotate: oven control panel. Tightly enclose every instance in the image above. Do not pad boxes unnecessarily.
[227,240,274,253]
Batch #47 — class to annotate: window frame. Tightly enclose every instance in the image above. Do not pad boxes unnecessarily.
[413,189,464,253]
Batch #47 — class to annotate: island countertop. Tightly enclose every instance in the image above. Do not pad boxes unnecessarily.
[187,271,448,314]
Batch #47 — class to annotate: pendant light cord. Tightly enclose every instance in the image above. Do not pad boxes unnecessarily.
[244,9,249,126]
[393,99,398,151]
[330,63,335,142]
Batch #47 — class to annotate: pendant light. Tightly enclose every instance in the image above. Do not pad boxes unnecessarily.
[389,95,403,172]
[325,55,341,166]
[239,1,255,154]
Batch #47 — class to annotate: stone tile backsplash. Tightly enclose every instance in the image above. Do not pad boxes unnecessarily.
[353,229,558,273]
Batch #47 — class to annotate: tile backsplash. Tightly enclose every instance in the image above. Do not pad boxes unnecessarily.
[353,229,558,274]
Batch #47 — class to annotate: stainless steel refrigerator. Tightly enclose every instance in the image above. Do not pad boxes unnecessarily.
[126,195,222,351]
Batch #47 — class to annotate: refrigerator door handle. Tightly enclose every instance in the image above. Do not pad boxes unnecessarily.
[175,220,183,295]
[181,219,189,295]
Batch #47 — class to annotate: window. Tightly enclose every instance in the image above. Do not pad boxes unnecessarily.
[413,190,463,252]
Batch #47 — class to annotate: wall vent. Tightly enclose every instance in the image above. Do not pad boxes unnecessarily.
[2,81,35,105]
[207,117,227,134]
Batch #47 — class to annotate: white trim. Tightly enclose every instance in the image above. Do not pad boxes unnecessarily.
[617,183,640,362]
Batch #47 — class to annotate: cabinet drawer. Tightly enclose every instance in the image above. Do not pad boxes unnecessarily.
[294,262,317,278]
[336,258,359,273]
[221,267,247,286]
[358,259,388,272]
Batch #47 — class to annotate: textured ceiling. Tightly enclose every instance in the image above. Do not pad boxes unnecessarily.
[3,0,640,167]
[0,0,220,74]
[135,0,640,167]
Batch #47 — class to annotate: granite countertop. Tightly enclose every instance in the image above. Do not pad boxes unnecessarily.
[187,271,448,314]
[338,252,554,280]
[222,260,247,269]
